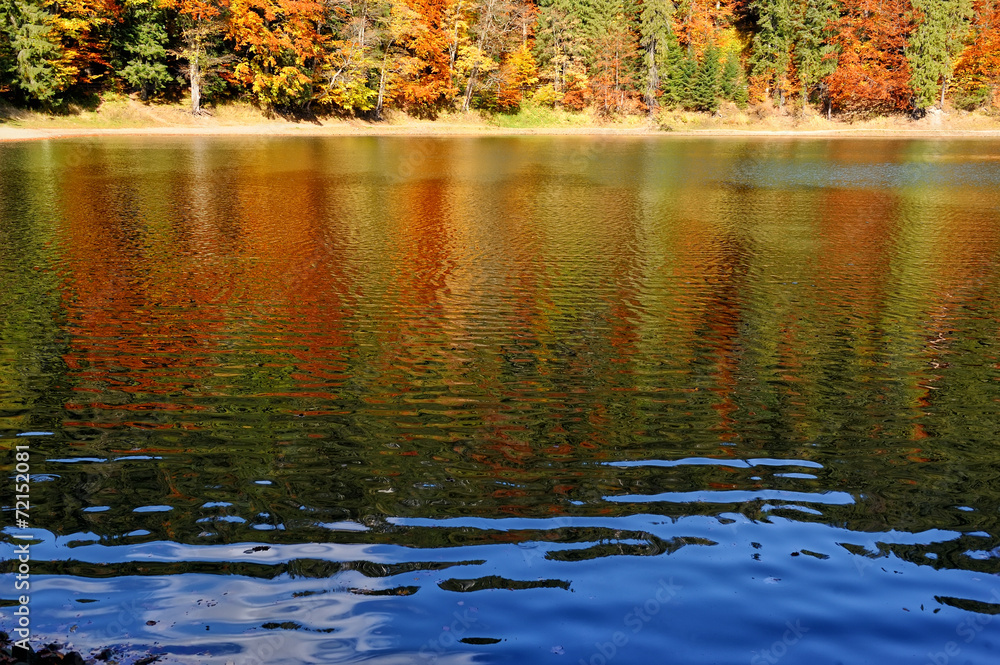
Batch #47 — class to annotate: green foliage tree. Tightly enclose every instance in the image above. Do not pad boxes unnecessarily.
[750,0,793,107]
[114,0,172,100]
[692,40,720,112]
[638,0,674,110]
[720,49,748,107]
[907,0,973,110]
[535,0,590,95]
[792,0,837,113]
[0,0,66,105]
[0,1,13,95]
[661,35,694,108]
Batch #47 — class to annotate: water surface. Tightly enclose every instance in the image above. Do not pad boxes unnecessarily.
[2,136,1000,663]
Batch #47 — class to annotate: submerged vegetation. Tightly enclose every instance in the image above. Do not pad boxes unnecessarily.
[1,0,1000,122]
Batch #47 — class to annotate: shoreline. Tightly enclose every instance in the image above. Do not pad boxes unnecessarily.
[4,122,1000,142]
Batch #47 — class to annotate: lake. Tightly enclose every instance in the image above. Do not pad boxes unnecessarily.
[1,136,999,664]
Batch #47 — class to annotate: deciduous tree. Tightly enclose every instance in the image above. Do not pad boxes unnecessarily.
[952,0,1000,109]
[391,0,458,113]
[227,0,327,111]
[161,0,230,114]
[457,0,524,111]
[826,0,913,117]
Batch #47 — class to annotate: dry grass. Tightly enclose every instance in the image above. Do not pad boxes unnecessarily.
[3,93,1000,138]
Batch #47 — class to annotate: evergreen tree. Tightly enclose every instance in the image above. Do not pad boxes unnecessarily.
[0,1,13,95]
[907,0,973,110]
[588,0,638,114]
[0,0,66,105]
[535,0,590,94]
[720,49,748,107]
[638,0,674,109]
[662,36,694,108]
[692,40,720,112]
[114,0,172,100]
[793,0,837,113]
[750,0,794,107]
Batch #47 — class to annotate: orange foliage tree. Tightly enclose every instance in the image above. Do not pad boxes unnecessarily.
[390,0,458,114]
[826,0,914,116]
[953,0,1000,109]
[496,42,538,111]
[226,0,327,110]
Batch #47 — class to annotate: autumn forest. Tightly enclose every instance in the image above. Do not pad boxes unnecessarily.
[1,0,999,121]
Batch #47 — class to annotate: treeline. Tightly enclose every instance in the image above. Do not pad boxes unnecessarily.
[1,0,999,118]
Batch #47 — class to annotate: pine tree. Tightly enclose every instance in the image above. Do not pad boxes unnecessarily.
[660,36,683,106]
[750,0,794,107]
[720,49,748,107]
[0,0,66,105]
[0,0,13,93]
[793,0,837,113]
[662,36,694,108]
[907,0,973,110]
[535,0,590,96]
[692,40,720,112]
[114,0,172,100]
[638,0,674,109]
[589,0,637,114]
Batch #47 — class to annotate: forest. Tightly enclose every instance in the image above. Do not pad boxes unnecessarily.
[0,0,998,120]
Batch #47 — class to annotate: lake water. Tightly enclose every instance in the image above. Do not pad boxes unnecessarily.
[1,136,1000,664]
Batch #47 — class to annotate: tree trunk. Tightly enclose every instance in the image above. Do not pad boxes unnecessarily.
[376,51,389,120]
[190,50,201,115]
[449,1,464,71]
[940,78,948,108]
[646,39,658,113]
[462,68,477,112]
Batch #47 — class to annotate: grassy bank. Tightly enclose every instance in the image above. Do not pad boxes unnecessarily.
[3,95,1000,140]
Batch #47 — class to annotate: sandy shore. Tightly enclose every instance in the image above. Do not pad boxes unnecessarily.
[3,119,1000,142]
